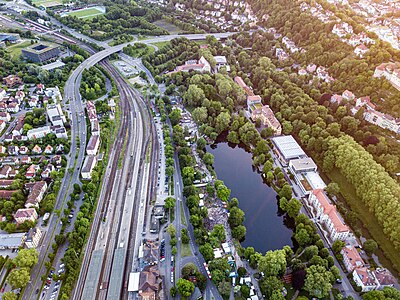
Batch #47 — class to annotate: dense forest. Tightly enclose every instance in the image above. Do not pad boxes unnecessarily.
[248,0,400,116]
[49,0,168,40]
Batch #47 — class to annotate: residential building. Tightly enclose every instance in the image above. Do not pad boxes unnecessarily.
[330,94,343,105]
[22,43,60,63]
[21,156,32,164]
[0,233,25,250]
[0,190,18,199]
[307,189,350,241]
[353,267,378,292]
[0,120,5,132]
[32,145,42,154]
[26,164,40,179]
[2,157,19,166]
[214,55,230,72]
[364,109,400,134]
[354,44,369,57]
[3,75,22,88]
[170,56,211,74]
[234,76,254,96]
[86,135,100,156]
[46,103,66,125]
[24,227,43,248]
[0,89,5,101]
[138,265,162,300]
[247,95,262,112]
[81,156,97,180]
[91,119,100,136]
[7,145,19,155]
[44,145,53,154]
[0,112,11,122]
[374,62,400,91]
[0,165,12,179]
[0,180,14,188]
[13,116,24,136]
[19,146,29,155]
[27,126,51,139]
[341,246,364,272]
[374,268,396,290]
[271,135,307,165]
[13,208,38,224]
[41,164,54,179]
[289,158,325,195]
[52,125,67,139]
[342,90,355,101]
[251,105,282,135]
[24,181,47,208]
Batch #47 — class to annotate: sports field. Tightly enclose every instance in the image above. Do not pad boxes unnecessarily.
[31,0,62,8]
[64,6,105,19]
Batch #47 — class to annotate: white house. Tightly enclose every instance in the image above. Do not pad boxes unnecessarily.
[307,189,350,241]
[353,267,378,292]
[27,126,51,140]
[86,135,100,156]
[81,156,97,180]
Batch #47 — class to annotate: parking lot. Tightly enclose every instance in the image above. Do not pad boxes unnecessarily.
[112,60,139,78]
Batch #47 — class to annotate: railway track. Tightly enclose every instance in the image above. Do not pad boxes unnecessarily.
[73,59,154,300]
[72,60,133,299]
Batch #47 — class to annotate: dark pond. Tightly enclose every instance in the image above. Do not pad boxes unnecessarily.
[207,142,293,254]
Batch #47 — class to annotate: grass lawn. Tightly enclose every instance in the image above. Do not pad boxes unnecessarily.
[151,41,170,50]
[7,40,31,59]
[153,19,182,34]
[181,243,192,257]
[328,168,400,274]
[180,202,186,226]
[31,0,61,6]
[66,8,104,19]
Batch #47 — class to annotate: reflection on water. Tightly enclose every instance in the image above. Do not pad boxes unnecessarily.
[207,142,293,254]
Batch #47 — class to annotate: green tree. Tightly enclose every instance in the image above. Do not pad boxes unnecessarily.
[167,224,176,237]
[228,207,244,227]
[304,265,333,298]
[182,263,196,277]
[2,292,17,300]
[258,249,287,277]
[215,112,231,133]
[218,280,231,297]
[170,286,177,297]
[203,153,214,166]
[14,248,38,269]
[232,225,246,240]
[286,198,302,218]
[176,278,195,297]
[199,243,214,262]
[332,240,345,254]
[325,182,340,196]
[184,85,206,107]
[363,239,378,256]
[169,109,182,126]
[259,276,283,298]
[241,285,250,298]
[165,197,176,210]
[7,268,30,289]
[196,137,207,150]
[216,184,231,202]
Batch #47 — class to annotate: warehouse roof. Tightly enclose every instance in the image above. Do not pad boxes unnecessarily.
[272,135,306,160]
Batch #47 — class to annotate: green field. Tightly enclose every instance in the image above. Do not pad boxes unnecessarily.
[150,41,170,50]
[66,7,104,19]
[7,40,31,60]
[328,168,400,275]
[153,19,182,34]
[31,0,62,8]
[181,243,192,257]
